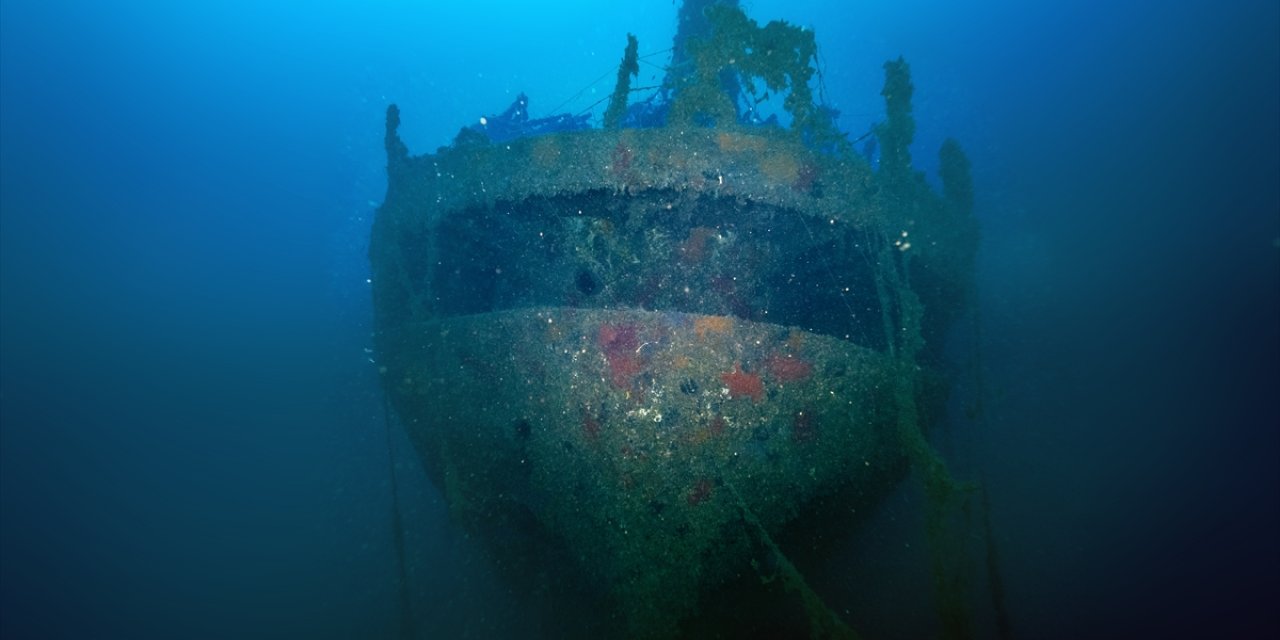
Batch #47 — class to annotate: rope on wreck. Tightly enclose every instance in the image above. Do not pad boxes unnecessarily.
[879,235,978,640]
[382,390,415,640]
[965,291,1015,640]
[726,482,862,640]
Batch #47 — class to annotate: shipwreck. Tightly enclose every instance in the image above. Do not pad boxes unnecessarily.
[368,1,981,637]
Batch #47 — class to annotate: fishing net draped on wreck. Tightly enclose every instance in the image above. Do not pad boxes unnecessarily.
[368,3,977,638]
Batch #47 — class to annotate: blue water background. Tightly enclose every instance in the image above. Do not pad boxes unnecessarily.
[2,0,1276,637]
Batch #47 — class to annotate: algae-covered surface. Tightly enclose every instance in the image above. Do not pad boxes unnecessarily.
[379,307,905,637]
[366,3,980,636]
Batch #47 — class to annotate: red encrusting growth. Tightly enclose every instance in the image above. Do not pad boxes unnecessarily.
[598,323,644,389]
[721,362,764,402]
[765,353,813,383]
[610,141,633,176]
[687,478,714,506]
[679,226,717,264]
[793,161,821,194]
[708,414,727,436]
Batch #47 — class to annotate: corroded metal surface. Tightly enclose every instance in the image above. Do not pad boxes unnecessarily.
[367,5,979,635]
[379,306,906,636]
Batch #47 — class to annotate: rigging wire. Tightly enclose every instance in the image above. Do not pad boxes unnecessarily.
[547,48,674,117]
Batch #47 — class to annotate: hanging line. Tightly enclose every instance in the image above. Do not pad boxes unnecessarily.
[964,285,1014,640]
[382,390,415,640]
[547,47,675,117]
